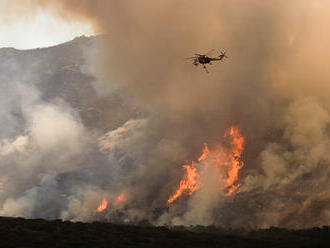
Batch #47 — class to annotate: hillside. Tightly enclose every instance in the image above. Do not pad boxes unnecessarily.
[0,36,143,132]
[1,37,330,247]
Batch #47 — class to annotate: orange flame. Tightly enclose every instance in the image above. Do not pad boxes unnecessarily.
[167,126,245,204]
[224,126,245,195]
[198,143,210,162]
[167,165,200,204]
[96,198,108,212]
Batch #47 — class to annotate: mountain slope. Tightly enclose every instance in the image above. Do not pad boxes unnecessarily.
[0,36,143,132]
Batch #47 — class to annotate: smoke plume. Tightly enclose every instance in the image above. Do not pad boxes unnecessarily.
[1,0,330,228]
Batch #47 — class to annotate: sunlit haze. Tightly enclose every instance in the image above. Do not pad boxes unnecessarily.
[0,6,94,49]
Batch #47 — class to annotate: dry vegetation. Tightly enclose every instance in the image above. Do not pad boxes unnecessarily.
[0,217,329,248]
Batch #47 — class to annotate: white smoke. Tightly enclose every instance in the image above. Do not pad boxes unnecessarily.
[0,56,92,219]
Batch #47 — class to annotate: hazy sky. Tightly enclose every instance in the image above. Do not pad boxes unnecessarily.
[0,1,94,49]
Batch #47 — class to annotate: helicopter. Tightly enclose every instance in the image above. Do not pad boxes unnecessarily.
[185,50,228,73]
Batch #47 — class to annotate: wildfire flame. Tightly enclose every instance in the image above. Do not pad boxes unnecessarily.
[224,126,245,195]
[96,192,126,213]
[96,198,108,212]
[167,126,245,204]
[167,165,200,204]
[197,143,210,162]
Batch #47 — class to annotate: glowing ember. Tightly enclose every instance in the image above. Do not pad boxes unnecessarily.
[96,198,108,212]
[114,192,126,205]
[167,125,245,204]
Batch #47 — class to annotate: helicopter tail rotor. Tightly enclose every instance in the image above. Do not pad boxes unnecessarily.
[219,51,228,60]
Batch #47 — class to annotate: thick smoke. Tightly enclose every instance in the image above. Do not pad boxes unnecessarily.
[1,0,330,228]
[0,59,93,219]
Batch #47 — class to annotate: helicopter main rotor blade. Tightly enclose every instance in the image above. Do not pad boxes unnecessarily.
[205,49,215,56]
[184,56,196,60]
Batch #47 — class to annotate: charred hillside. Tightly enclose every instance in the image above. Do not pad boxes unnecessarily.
[0,217,329,248]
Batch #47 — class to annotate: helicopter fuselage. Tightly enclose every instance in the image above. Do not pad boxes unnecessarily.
[188,51,227,72]
[198,56,221,64]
